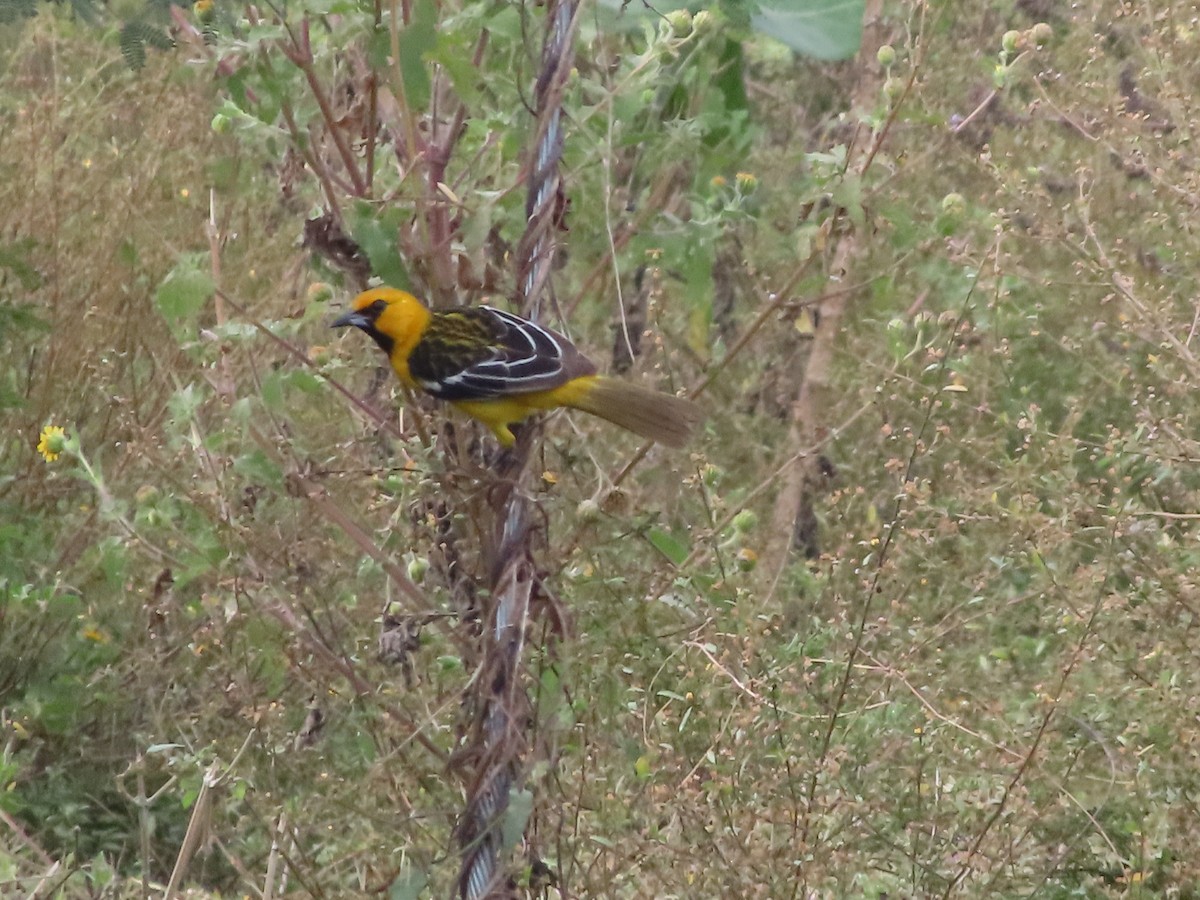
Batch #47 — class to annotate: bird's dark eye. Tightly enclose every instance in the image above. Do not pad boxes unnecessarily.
[370,299,388,316]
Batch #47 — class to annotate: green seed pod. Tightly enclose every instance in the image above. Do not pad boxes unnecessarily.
[664,9,692,37]
[941,192,966,216]
[732,509,758,533]
[407,557,430,582]
[576,498,601,523]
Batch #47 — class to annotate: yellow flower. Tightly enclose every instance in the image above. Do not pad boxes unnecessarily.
[37,425,67,463]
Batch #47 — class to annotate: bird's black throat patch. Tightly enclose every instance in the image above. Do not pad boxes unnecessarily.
[363,327,395,357]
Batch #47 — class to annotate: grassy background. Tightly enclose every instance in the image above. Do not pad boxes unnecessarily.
[2,1,1200,897]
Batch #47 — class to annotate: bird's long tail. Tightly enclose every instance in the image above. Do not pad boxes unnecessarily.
[558,376,703,448]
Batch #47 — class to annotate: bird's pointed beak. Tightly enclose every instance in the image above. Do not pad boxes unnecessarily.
[331,310,368,330]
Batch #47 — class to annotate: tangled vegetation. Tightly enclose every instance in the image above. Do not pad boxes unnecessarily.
[2,0,1199,896]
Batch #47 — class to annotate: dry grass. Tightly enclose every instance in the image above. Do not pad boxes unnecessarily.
[2,2,1200,898]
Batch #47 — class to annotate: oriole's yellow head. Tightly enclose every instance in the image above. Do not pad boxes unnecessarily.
[331,287,431,364]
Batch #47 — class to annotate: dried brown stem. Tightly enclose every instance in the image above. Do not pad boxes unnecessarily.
[766,0,895,568]
[282,19,369,197]
[280,100,344,221]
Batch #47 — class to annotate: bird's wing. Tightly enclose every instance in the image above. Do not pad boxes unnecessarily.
[409,307,594,401]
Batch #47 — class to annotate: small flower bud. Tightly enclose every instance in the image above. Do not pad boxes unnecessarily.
[407,557,430,582]
[576,498,601,523]
[664,9,692,37]
[941,192,966,216]
[732,510,758,533]
[692,9,715,34]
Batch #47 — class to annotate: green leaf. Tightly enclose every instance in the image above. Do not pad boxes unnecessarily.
[647,527,689,566]
[349,203,410,289]
[116,238,139,270]
[287,369,324,395]
[501,788,534,851]
[388,865,428,900]
[428,31,480,109]
[156,265,214,324]
[244,23,286,49]
[714,38,749,115]
[260,370,285,411]
[593,0,863,61]
[234,449,284,489]
[751,0,865,61]
[118,21,175,71]
[831,172,865,231]
[396,0,437,108]
[0,239,42,289]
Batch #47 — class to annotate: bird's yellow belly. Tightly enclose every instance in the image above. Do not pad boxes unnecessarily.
[451,378,597,446]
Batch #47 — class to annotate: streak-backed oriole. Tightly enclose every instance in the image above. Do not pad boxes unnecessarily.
[332,288,703,447]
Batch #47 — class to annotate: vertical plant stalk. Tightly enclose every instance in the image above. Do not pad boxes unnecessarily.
[457,2,578,897]
[766,0,889,567]
[284,19,369,198]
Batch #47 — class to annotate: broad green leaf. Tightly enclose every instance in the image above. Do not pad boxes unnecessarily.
[500,788,534,851]
[234,449,284,489]
[260,369,285,410]
[751,0,865,61]
[287,369,324,395]
[156,265,213,323]
[714,38,748,115]
[594,0,864,62]
[832,172,865,231]
[428,31,481,109]
[350,203,410,289]
[395,0,437,108]
[388,866,428,900]
[116,238,138,269]
[244,23,286,49]
[647,527,689,566]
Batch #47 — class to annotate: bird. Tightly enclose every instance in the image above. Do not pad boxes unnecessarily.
[332,287,703,448]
